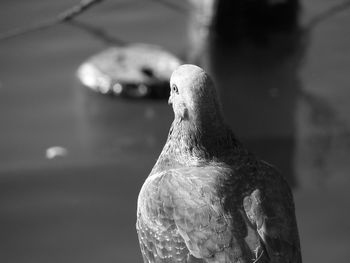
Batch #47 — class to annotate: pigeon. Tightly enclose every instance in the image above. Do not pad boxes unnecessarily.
[136,64,302,263]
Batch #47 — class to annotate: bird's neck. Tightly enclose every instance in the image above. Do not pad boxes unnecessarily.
[151,114,242,174]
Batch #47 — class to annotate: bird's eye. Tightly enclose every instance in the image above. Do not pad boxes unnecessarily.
[172,84,179,94]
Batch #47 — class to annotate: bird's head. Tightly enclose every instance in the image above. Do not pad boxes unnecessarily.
[168,64,223,123]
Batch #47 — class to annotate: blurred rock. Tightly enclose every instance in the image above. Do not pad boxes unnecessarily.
[77,44,182,99]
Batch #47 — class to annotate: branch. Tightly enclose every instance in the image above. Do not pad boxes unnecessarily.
[148,0,188,14]
[0,0,104,41]
[307,0,350,29]
[67,19,127,45]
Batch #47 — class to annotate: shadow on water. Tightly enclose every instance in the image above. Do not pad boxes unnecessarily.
[187,0,304,188]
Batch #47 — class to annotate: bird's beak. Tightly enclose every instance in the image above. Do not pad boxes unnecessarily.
[168,95,173,105]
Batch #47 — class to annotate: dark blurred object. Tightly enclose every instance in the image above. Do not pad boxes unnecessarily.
[187,0,304,188]
[213,0,300,39]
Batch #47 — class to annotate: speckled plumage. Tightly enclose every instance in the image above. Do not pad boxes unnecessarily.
[136,65,301,263]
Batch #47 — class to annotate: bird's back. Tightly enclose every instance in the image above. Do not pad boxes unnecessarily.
[137,157,301,263]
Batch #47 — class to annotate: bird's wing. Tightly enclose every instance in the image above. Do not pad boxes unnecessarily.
[243,176,302,263]
[137,166,246,263]
[137,169,190,263]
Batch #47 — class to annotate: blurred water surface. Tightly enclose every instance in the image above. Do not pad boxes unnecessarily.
[0,0,350,262]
